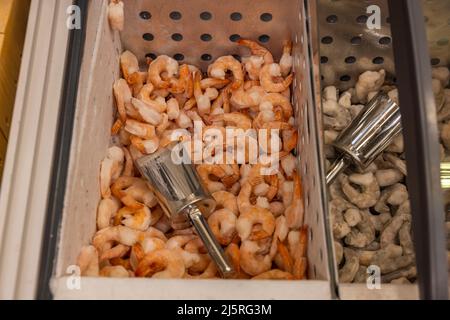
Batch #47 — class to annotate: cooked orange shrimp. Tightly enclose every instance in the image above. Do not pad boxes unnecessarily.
[137,85,168,113]
[114,205,160,231]
[176,110,193,129]
[156,114,170,136]
[153,210,172,233]
[185,261,218,279]
[130,135,160,155]
[147,55,179,89]
[77,246,99,276]
[285,173,304,229]
[260,64,294,93]
[210,112,252,130]
[97,197,121,230]
[131,98,163,125]
[100,244,129,261]
[242,56,265,80]
[281,154,297,179]
[212,191,239,216]
[208,56,244,90]
[108,0,124,31]
[225,243,241,275]
[260,93,293,119]
[93,226,166,251]
[230,86,266,109]
[122,147,134,177]
[111,176,157,208]
[124,119,156,140]
[282,129,298,153]
[238,39,274,64]
[193,72,212,115]
[279,41,293,77]
[113,79,132,122]
[269,215,290,258]
[120,50,143,95]
[236,206,276,241]
[197,164,227,193]
[200,78,231,90]
[240,239,272,276]
[292,226,308,279]
[252,269,294,280]
[207,209,237,246]
[169,64,192,95]
[167,98,180,120]
[135,249,185,278]
[100,265,130,277]
[100,147,125,198]
[269,201,285,217]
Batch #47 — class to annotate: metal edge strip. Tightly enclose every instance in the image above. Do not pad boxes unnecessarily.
[388,0,448,300]
[37,0,88,300]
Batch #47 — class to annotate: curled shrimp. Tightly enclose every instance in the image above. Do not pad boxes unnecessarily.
[120,51,142,95]
[97,197,121,230]
[200,78,231,90]
[137,85,167,113]
[135,249,185,278]
[147,55,179,89]
[111,176,157,208]
[285,173,304,229]
[242,56,265,80]
[100,265,130,278]
[252,269,294,280]
[170,64,193,96]
[165,235,203,269]
[240,239,272,276]
[113,78,132,122]
[114,205,160,231]
[212,191,238,216]
[100,244,129,261]
[210,112,252,130]
[236,206,276,241]
[100,147,124,198]
[208,56,244,90]
[130,135,160,155]
[260,93,293,119]
[77,246,99,276]
[238,39,274,65]
[208,209,237,246]
[260,63,294,93]
[340,173,381,209]
[279,40,293,77]
[197,164,226,193]
[230,86,266,109]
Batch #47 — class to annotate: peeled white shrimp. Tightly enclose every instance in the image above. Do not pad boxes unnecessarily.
[135,249,185,278]
[77,246,99,276]
[108,0,124,31]
[279,41,293,77]
[208,55,244,90]
[212,191,238,216]
[340,173,381,209]
[236,206,275,241]
[355,70,386,102]
[147,55,179,89]
[259,64,293,93]
[97,197,121,230]
[240,239,272,276]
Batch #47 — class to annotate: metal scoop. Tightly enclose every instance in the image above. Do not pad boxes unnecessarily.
[326,92,402,185]
[136,143,235,278]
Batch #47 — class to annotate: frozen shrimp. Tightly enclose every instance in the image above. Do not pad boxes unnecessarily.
[240,239,272,276]
[285,173,304,229]
[208,209,237,246]
[212,191,239,216]
[208,56,244,90]
[147,55,179,89]
[135,249,185,278]
[340,173,381,209]
[97,197,121,230]
[238,39,274,65]
[236,206,276,241]
[280,41,293,77]
[77,246,99,276]
[260,64,293,93]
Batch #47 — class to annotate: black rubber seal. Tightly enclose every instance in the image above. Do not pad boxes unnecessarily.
[388,0,448,300]
[37,0,88,300]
